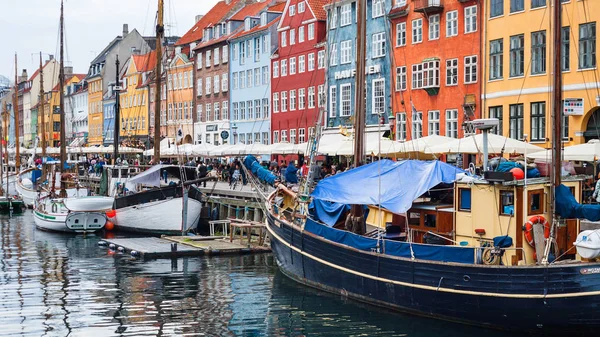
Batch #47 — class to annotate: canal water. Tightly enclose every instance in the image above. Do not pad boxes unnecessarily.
[1,213,530,337]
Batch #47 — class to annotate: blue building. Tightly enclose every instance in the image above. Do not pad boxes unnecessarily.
[103,98,115,146]
[324,0,392,134]
[229,5,282,146]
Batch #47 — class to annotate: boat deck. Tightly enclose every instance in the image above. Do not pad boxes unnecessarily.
[100,235,271,259]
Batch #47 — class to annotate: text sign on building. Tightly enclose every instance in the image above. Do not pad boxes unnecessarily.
[206,125,218,132]
[334,65,381,80]
[564,98,584,116]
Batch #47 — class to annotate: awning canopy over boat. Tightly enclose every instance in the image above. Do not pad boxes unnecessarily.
[311,160,463,214]
[127,164,164,188]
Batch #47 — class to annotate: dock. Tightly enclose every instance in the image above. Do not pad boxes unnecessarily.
[100,235,271,259]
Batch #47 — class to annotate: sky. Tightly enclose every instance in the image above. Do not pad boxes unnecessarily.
[1,0,220,82]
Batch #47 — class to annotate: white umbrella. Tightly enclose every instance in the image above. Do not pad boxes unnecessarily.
[191,143,216,156]
[242,143,270,155]
[396,135,455,153]
[266,142,309,155]
[318,133,393,156]
[528,139,600,162]
[426,133,542,154]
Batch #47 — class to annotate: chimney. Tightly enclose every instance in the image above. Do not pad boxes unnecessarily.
[64,66,73,76]
[19,69,28,83]
[195,15,204,23]
[48,55,54,61]
[123,23,129,37]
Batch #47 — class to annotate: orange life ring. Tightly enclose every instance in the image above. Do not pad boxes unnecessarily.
[523,215,550,247]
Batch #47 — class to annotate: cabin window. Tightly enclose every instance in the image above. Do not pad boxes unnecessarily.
[499,190,515,215]
[528,189,544,215]
[458,188,471,211]
[408,211,420,225]
[424,214,436,228]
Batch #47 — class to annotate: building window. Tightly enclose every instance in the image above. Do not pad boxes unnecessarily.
[262,66,269,85]
[490,0,504,18]
[459,188,472,211]
[254,37,261,62]
[396,66,407,91]
[255,68,261,86]
[290,129,296,143]
[489,106,503,135]
[530,102,546,141]
[372,79,385,115]
[206,103,212,121]
[318,50,325,69]
[298,1,305,13]
[239,42,246,64]
[341,4,352,26]
[464,56,477,84]
[373,0,384,18]
[562,27,570,71]
[412,111,423,139]
[308,53,315,71]
[206,50,212,67]
[281,91,288,112]
[281,59,287,76]
[396,22,406,47]
[240,101,246,119]
[330,44,338,65]
[510,34,524,77]
[510,0,524,13]
[197,78,203,95]
[299,26,305,43]
[428,110,440,136]
[509,104,524,140]
[329,86,337,118]
[298,128,306,143]
[262,132,269,145]
[318,85,325,108]
[214,75,220,93]
[531,0,546,9]
[412,63,423,89]
[500,190,515,216]
[308,87,315,108]
[289,4,295,16]
[222,73,228,92]
[222,101,228,120]
[429,15,440,41]
[290,90,296,111]
[290,57,296,74]
[372,32,386,58]
[273,93,279,113]
[290,28,296,45]
[464,6,477,34]
[531,30,546,75]
[205,77,211,95]
[281,31,287,47]
[308,23,315,40]
[273,130,279,143]
[412,19,422,44]
[214,48,220,65]
[299,88,306,110]
[281,130,288,142]
[340,84,352,117]
[489,39,503,80]
[563,114,569,140]
[273,61,279,78]
[396,112,407,141]
[444,109,458,138]
[330,7,337,29]
[446,58,458,86]
[341,40,352,64]
[214,102,220,121]
[423,60,440,88]
[446,11,458,37]
[579,22,596,69]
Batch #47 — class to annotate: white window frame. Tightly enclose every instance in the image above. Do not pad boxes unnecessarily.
[446,58,458,86]
[299,26,305,43]
[299,55,306,73]
[372,78,385,115]
[340,83,352,117]
[273,61,279,78]
[446,10,458,37]
[308,53,315,71]
[273,93,279,113]
[396,22,406,47]
[429,14,440,41]
[372,32,386,58]
[290,57,296,74]
[446,109,459,138]
[464,55,478,84]
[281,91,288,112]
[412,19,423,44]
[373,0,385,18]
[428,110,440,136]
[395,66,407,91]
[341,40,352,64]
[299,88,306,110]
[465,5,477,34]
[308,23,315,40]
[290,89,296,111]
[308,86,315,108]
[329,86,337,118]
[341,4,352,26]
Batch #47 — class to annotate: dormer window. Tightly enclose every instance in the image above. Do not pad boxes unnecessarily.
[260,12,267,26]
[227,22,232,35]
[214,26,220,39]
[289,5,296,16]
[221,23,227,36]
[244,18,251,31]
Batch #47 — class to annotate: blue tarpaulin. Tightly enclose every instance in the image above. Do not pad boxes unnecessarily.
[309,200,351,227]
[556,184,600,221]
[244,156,277,186]
[305,219,475,264]
[311,160,463,215]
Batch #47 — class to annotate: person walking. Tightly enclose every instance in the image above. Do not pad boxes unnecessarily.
[197,162,208,187]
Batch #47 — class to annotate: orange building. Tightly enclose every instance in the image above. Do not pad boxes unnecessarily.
[163,50,194,144]
[390,0,481,143]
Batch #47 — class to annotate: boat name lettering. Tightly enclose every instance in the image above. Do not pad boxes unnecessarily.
[580,267,600,275]
[334,65,381,80]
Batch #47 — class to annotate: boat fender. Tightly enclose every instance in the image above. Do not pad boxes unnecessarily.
[523,215,550,247]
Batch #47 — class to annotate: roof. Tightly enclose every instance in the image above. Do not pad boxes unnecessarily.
[308,0,331,21]
[90,37,121,65]
[132,50,157,73]
[230,1,271,21]
[176,0,243,46]
[229,18,278,40]
[268,1,286,13]
[194,25,243,50]
[28,59,56,82]
[50,74,86,91]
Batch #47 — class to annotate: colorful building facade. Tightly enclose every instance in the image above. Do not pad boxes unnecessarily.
[229,2,284,146]
[390,0,481,142]
[164,51,195,144]
[483,0,600,147]
[271,0,328,145]
[324,0,393,136]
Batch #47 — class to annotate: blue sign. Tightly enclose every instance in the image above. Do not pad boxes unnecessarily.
[221,130,229,140]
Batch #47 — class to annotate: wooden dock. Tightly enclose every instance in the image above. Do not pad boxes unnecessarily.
[99,236,271,259]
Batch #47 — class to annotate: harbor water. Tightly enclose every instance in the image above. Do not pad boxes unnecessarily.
[1,212,531,337]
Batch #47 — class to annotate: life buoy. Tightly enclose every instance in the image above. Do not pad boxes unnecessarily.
[523,215,550,247]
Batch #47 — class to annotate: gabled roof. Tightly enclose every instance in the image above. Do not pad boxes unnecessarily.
[176,0,244,46]
[268,1,286,13]
[28,59,54,82]
[308,0,331,21]
[230,1,271,21]
[229,18,278,41]
[132,51,157,73]
[51,74,85,91]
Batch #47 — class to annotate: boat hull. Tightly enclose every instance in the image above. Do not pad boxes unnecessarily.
[34,210,105,233]
[114,186,203,235]
[266,212,600,334]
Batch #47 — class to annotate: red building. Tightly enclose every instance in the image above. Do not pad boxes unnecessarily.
[390,0,481,142]
[271,0,330,147]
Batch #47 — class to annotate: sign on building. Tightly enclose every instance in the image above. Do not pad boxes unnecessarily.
[563,98,584,116]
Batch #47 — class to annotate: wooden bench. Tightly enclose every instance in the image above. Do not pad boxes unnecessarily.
[229,219,267,247]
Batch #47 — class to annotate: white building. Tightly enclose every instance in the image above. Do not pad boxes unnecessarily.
[65,81,89,145]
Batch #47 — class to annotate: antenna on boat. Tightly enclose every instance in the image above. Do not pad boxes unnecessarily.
[471,118,499,172]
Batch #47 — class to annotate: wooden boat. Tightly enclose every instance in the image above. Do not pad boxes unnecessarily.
[33,196,114,233]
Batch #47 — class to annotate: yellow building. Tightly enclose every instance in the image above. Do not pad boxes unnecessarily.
[119,51,155,144]
[483,0,600,147]
[87,76,104,146]
[39,74,85,147]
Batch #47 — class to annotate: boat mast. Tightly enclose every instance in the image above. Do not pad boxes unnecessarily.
[0,102,4,196]
[58,0,67,197]
[153,0,164,164]
[348,0,367,227]
[39,52,47,178]
[13,53,20,170]
[3,102,8,197]
[113,55,120,163]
